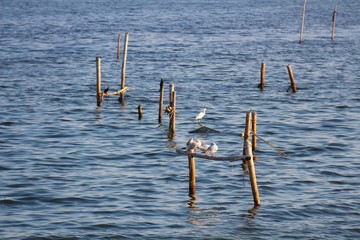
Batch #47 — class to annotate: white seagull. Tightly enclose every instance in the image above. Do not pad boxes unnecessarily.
[194,139,201,148]
[195,108,207,122]
[205,143,218,156]
[199,144,210,153]
[186,138,194,147]
[186,138,201,151]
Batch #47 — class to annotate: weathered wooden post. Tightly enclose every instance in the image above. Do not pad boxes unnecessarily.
[243,112,252,155]
[168,83,175,131]
[117,33,121,60]
[243,111,261,207]
[251,111,257,152]
[138,104,143,120]
[259,63,266,90]
[287,64,297,92]
[96,56,102,107]
[188,148,196,198]
[158,79,164,123]
[300,0,307,44]
[331,5,337,41]
[169,84,174,106]
[120,32,129,103]
[171,91,176,135]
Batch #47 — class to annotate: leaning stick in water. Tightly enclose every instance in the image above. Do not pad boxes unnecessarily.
[331,5,337,41]
[120,32,129,103]
[300,0,307,44]
[287,64,297,92]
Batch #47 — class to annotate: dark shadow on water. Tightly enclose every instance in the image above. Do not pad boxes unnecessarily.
[189,124,221,134]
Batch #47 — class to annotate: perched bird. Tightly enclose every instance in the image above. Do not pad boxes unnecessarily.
[205,143,218,156]
[199,144,210,153]
[193,139,201,149]
[186,138,201,151]
[186,138,194,147]
[195,108,207,122]
[103,86,109,94]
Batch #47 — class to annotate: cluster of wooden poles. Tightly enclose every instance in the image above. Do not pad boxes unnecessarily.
[176,111,260,207]
[299,0,337,44]
[95,33,177,137]
[96,32,130,107]
[258,63,297,92]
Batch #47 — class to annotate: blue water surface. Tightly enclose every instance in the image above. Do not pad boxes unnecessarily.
[0,0,359,239]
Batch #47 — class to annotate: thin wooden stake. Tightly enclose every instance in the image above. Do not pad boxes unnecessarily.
[120,32,129,103]
[117,33,121,59]
[169,83,175,107]
[188,148,196,198]
[243,111,260,207]
[247,152,261,207]
[96,56,102,107]
[243,112,252,155]
[331,5,337,41]
[138,104,142,120]
[168,84,175,132]
[287,64,297,93]
[259,63,266,90]
[158,79,164,123]
[252,111,257,152]
[300,0,307,44]
[170,91,176,135]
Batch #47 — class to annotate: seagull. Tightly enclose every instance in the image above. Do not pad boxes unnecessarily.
[186,138,194,147]
[205,143,218,156]
[186,138,201,151]
[199,144,210,153]
[194,139,201,149]
[195,108,207,122]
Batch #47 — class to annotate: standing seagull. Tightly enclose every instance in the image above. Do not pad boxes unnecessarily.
[205,143,218,156]
[195,108,207,123]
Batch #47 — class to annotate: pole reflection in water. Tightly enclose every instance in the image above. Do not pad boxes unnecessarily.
[187,196,197,209]
[247,206,260,219]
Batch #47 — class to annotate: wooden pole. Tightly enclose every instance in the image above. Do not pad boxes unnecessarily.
[300,0,307,44]
[259,63,266,90]
[247,153,261,207]
[138,104,142,120]
[331,5,337,41]
[159,79,164,123]
[176,148,247,162]
[120,32,129,103]
[170,91,176,135]
[169,83,175,106]
[243,112,252,155]
[287,64,297,92]
[96,56,102,107]
[243,111,260,207]
[251,111,257,152]
[117,33,121,60]
[103,87,129,97]
[188,148,196,198]
[169,83,175,131]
